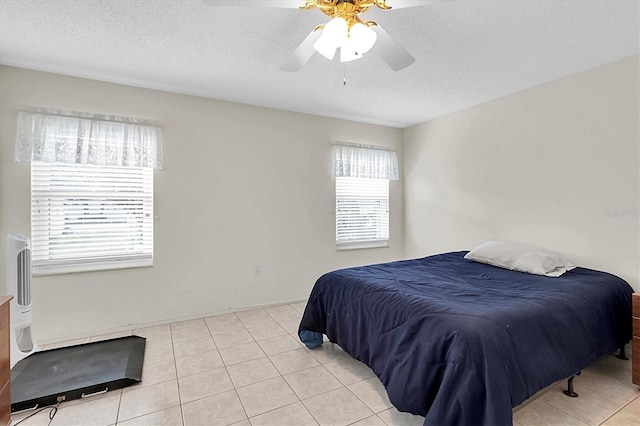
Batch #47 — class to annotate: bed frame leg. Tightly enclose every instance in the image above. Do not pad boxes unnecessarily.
[563,373,580,398]
[615,345,629,360]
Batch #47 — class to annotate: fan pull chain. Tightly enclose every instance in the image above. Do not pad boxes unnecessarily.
[343,63,347,86]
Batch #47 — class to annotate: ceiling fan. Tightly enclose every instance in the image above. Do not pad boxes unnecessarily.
[202,0,427,72]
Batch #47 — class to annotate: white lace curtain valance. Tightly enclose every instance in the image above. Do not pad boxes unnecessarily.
[15,107,163,169]
[333,142,399,180]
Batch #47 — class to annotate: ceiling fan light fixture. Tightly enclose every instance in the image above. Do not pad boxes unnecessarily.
[313,15,379,64]
[340,45,362,63]
[313,16,348,60]
[313,36,338,60]
[349,22,377,54]
[324,16,348,41]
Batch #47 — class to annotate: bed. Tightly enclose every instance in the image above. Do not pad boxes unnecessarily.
[298,251,633,425]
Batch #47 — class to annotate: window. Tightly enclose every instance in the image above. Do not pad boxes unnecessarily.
[336,177,389,249]
[15,107,162,275]
[333,143,398,250]
[31,162,154,275]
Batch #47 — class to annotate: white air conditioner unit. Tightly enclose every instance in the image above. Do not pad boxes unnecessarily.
[7,233,39,367]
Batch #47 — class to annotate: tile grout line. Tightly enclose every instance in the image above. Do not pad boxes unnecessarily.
[540,380,637,426]
[298,396,323,426]
[345,378,392,415]
[114,388,124,426]
[535,399,597,425]
[207,312,251,424]
[341,384,378,420]
[231,386,251,423]
[605,393,640,423]
[167,324,186,426]
[245,400,318,425]
[597,410,618,425]
[576,386,639,413]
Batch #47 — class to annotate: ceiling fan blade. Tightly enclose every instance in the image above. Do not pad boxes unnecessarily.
[202,0,304,7]
[280,30,322,72]
[370,24,415,71]
[383,0,433,9]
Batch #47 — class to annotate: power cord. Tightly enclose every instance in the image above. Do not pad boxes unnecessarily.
[12,396,63,426]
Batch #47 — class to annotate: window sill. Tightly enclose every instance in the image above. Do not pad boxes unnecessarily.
[336,241,389,251]
[33,258,153,276]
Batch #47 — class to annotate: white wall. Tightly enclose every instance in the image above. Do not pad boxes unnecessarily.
[0,66,404,341]
[404,56,640,290]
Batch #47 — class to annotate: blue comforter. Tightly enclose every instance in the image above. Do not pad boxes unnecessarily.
[298,252,633,425]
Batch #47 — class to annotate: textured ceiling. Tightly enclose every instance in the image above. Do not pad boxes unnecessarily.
[0,0,638,128]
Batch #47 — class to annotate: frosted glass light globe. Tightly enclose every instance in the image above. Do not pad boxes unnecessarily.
[349,22,377,54]
[313,17,348,60]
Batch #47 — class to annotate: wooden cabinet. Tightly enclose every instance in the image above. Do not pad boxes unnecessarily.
[0,296,11,426]
[633,293,640,386]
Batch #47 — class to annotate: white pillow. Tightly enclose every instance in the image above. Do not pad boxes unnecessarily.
[464,241,576,277]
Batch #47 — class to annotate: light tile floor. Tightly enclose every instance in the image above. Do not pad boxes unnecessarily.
[11,301,640,426]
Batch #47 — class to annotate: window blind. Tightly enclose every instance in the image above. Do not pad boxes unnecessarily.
[336,176,389,247]
[31,161,153,275]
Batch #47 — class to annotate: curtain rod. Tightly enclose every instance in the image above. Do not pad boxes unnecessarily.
[17,106,162,127]
[333,141,395,152]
